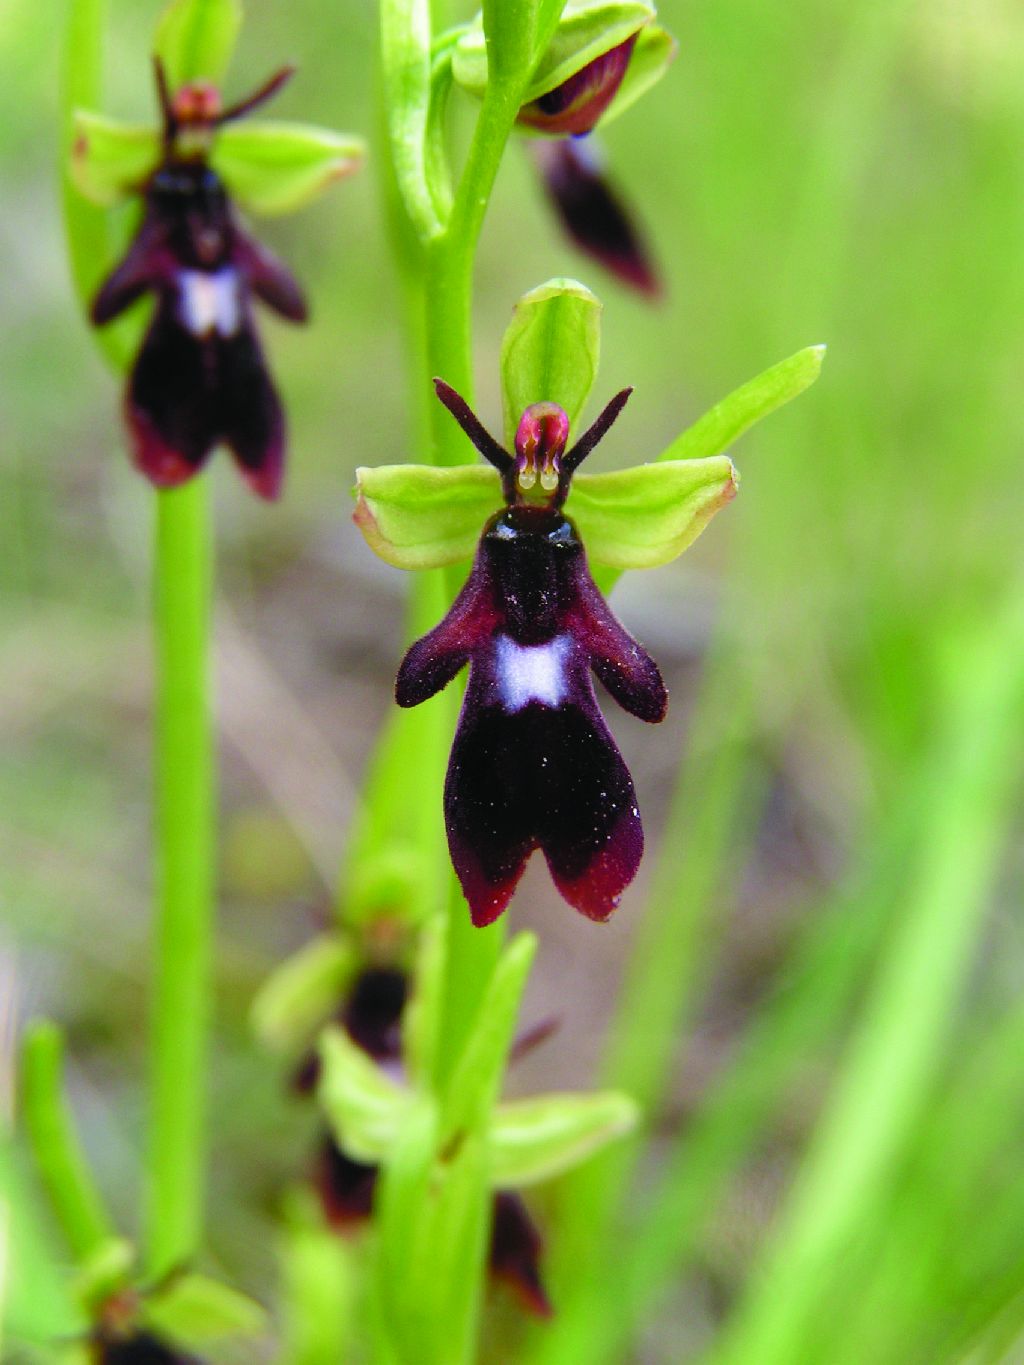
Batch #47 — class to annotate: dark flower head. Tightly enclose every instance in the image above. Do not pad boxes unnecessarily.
[396,382,667,926]
[95,1332,200,1365]
[90,59,307,499]
[534,137,659,296]
[293,965,408,1096]
[519,34,638,137]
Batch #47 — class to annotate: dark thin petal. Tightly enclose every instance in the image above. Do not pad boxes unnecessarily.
[433,379,513,476]
[235,231,308,322]
[396,557,499,707]
[570,573,667,722]
[534,138,659,297]
[489,1193,552,1318]
[314,1136,379,1229]
[218,65,297,124]
[562,387,633,476]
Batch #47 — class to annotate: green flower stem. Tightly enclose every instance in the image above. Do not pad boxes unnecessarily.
[20,1022,115,1261]
[145,481,215,1276]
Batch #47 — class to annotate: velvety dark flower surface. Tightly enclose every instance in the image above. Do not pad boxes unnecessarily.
[91,64,307,499]
[95,1330,200,1364]
[534,138,659,296]
[397,383,667,926]
[490,1192,553,1318]
[519,35,638,137]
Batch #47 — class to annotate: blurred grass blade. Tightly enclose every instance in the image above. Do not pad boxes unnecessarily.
[714,609,1024,1365]
[20,1022,115,1262]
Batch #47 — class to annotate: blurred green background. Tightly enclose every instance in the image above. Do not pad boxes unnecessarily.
[3,0,1024,1359]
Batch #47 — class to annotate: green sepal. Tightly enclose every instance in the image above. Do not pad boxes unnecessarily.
[490,1090,639,1186]
[441,933,537,1142]
[500,278,602,447]
[212,123,366,215]
[72,1237,135,1315]
[662,344,827,464]
[318,1026,412,1163]
[142,1272,267,1343]
[155,0,242,89]
[455,1,653,104]
[70,111,160,205]
[353,463,498,570]
[571,457,738,570]
[249,934,357,1053]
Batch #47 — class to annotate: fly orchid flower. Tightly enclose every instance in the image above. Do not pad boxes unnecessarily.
[450,1,674,293]
[88,60,311,498]
[289,963,556,1315]
[397,381,667,926]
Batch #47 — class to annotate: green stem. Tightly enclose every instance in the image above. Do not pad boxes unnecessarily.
[145,481,215,1276]
[20,1022,115,1261]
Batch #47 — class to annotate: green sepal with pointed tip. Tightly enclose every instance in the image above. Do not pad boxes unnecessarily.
[70,111,160,205]
[596,22,677,130]
[353,463,498,570]
[490,1090,639,1187]
[250,934,357,1053]
[155,0,242,90]
[142,1272,267,1343]
[318,1026,413,1163]
[72,1237,135,1314]
[211,123,365,215]
[500,277,602,446]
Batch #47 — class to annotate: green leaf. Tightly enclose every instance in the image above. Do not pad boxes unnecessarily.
[500,278,602,446]
[381,0,446,240]
[454,1,658,105]
[70,111,160,205]
[213,121,365,216]
[597,22,676,130]
[249,934,357,1053]
[143,1272,267,1343]
[441,933,537,1142]
[353,463,499,570]
[570,456,738,570]
[318,1027,412,1163]
[490,1090,639,1187]
[662,344,827,464]
[154,0,241,89]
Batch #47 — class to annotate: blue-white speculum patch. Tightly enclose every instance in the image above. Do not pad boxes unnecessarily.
[397,380,668,927]
[90,60,307,499]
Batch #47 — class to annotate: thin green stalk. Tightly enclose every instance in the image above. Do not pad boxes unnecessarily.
[20,1022,115,1262]
[145,481,215,1276]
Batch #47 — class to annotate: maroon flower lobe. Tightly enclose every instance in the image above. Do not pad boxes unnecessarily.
[519,35,638,137]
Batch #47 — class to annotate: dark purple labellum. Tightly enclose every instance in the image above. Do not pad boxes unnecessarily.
[534,137,659,297]
[519,35,638,137]
[314,1133,380,1228]
[396,384,667,926]
[95,1331,201,1365]
[90,61,307,499]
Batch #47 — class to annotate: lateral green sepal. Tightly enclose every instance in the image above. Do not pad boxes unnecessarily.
[353,463,498,570]
[318,1026,413,1163]
[155,0,242,89]
[212,123,366,215]
[490,1090,639,1186]
[500,277,602,447]
[70,111,160,205]
[570,457,738,569]
[72,1237,135,1315]
[142,1272,268,1343]
[250,934,357,1053]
